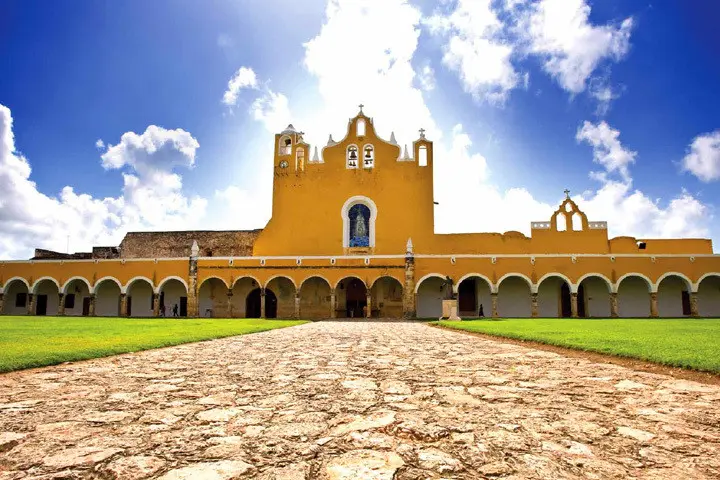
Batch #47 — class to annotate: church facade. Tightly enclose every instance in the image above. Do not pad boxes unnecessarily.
[2,107,720,319]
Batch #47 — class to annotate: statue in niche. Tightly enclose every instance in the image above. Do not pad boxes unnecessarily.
[442,276,456,300]
[349,204,370,247]
[353,210,367,238]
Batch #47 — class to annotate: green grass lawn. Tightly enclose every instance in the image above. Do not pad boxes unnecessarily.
[0,317,307,373]
[436,318,720,374]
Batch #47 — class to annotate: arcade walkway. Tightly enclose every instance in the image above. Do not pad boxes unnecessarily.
[1,322,718,479]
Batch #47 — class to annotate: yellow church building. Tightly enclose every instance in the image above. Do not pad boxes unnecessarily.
[1,107,720,319]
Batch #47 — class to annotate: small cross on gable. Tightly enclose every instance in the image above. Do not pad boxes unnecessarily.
[564,189,570,199]
[358,103,364,113]
[419,128,426,139]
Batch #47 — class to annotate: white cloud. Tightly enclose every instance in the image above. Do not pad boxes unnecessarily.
[520,0,633,94]
[417,64,436,91]
[425,0,519,104]
[0,103,207,259]
[682,130,720,182]
[250,91,292,133]
[222,66,258,106]
[576,120,636,182]
[95,138,105,150]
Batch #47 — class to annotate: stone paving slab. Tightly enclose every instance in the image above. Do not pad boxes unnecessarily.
[1,321,719,479]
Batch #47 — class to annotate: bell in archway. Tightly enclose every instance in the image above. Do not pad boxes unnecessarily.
[349,149,357,159]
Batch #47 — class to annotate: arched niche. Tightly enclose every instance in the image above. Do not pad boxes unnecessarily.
[415,274,445,319]
[536,274,573,318]
[232,277,261,318]
[576,274,612,317]
[656,273,692,318]
[336,276,367,318]
[370,276,403,318]
[299,276,332,319]
[497,274,532,318]
[456,275,492,318]
[62,278,92,316]
[616,274,652,318]
[2,278,30,315]
[32,278,60,316]
[95,278,122,317]
[126,277,154,317]
[342,196,378,249]
[199,277,230,318]
[697,274,720,317]
[265,276,297,318]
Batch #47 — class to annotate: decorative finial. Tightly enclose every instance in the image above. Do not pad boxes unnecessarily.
[190,240,199,258]
[403,144,409,160]
[358,103,364,114]
[389,131,397,145]
[312,146,319,162]
[406,238,413,254]
[564,188,570,199]
[327,134,336,146]
[419,128,426,139]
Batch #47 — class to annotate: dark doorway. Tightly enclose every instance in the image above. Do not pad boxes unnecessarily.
[36,295,48,316]
[343,278,367,318]
[458,279,476,313]
[265,290,277,318]
[577,284,586,318]
[127,296,132,316]
[245,289,276,318]
[560,283,572,318]
[180,297,188,317]
[82,297,91,316]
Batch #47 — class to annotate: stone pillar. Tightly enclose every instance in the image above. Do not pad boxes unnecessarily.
[187,245,199,318]
[294,294,300,319]
[530,293,538,318]
[0,293,4,315]
[120,293,128,317]
[27,293,35,315]
[58,293,65,316]
[260,288,266,319]
[610,292,619,318]
[570,292,579,318]
[227,289,234,318]
[650,292,659,318]
[152,293,160,317]
[491,292,498,318]
[402,250,416,319]
[366,293,372,318]
[89,294,96,317]
[690,292,699,317]
[330,289,337,319]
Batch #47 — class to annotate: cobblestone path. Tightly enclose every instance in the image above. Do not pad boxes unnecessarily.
[1,321,719,479]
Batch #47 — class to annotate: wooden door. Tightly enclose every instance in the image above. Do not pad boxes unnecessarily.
[36,295,48,315]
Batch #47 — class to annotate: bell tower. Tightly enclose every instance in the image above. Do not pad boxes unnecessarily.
[274,124,309,174]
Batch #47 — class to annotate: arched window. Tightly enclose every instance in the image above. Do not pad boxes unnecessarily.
[347,145,359,168]
[348,204,371,247]
[296,148,305,171]
[278,136,292,156]
[418,145,428,166]
[357,119,366,137]
[363,145,374,168]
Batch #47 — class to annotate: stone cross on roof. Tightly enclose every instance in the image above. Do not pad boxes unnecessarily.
[358,103,364,113]
[564,189,570,199]
[419,128,426,139]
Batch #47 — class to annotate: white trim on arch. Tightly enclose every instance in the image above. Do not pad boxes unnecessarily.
[496,273,534,293]
[694,272,720,292]
[298,275,332,291]
[123,276,154,294]
[61,276,93,295]
[155,276,189,294]
[342,195,378,249]
[536,272,575,293]
[94,276,123,294]
[0,276,31,294]
[198,276,229,290]
[264,275,298,291]
[31,276,61,293]
[335,276,367,291]
[654,272,693,293]
[575,273,614,293]
[414,273,446,294]
[231,275,262,290]
[615,273,654,293]
[453,273,495,294]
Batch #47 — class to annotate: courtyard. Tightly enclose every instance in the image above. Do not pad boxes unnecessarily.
[1,321,719,479]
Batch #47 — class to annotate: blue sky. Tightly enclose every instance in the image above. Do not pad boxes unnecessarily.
[1,0,719,259]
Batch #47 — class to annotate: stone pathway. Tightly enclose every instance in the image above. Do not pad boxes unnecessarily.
[1,321,719,479]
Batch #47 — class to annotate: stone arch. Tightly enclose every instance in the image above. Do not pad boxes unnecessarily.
[616,273,652,318]
[536,273,574,318]
[156,276,189,294]
[336,276,368,318]
[455,274,493,318]
[370,276,403,318]
[1,276,30,293]
[123,276,154,294]
[278,134,292,155]
[62,276,93,295]
[31,276,60,294]
[94,277,122,317]
[342,196,378,248]
[265,276,297,318]
[576,274,612,317]
[697,273,720,317]
[125,277,154,317]
[696,272,720,290]
[1,277,30,315]
[656,272,693,318]
[232,276,261,318]
[362,144,375,168]
[346,144,359,168]
[299,276,333,319]
[454,273,495,294]
[31,277,61,316]
[199,277,230,318]
[497,274,532,318]
[414,273,446,294]
[198,276,230,291]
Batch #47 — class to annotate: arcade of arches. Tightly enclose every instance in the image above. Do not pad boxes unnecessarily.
[2,272,719,319]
